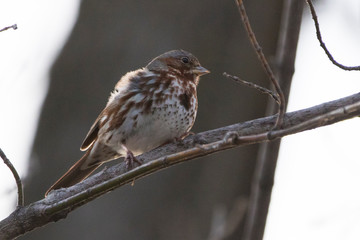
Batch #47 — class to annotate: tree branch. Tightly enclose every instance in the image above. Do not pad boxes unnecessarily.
[223,72,280,104]
[0,92,359,239]
[243,0,304,239]
[306,0,360,71]
[0,148,24,207]
[235,0,286,128]
[0,24,17,33]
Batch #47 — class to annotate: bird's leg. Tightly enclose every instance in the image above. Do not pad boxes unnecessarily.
[125,150,142,169]
[159,131,196,147]
[180,131,195,139]
[120,144,142,170]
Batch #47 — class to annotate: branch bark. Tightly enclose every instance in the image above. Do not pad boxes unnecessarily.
[1,92,359,240]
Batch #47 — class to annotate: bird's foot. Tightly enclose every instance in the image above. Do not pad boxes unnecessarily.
[125,150,142,170]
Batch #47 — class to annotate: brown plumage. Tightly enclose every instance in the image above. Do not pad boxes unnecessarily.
[45,50,209,196]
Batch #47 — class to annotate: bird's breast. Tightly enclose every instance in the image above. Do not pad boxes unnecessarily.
[103,78,198,156]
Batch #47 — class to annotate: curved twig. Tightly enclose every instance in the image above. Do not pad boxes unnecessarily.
[306,0,360,71]
[235,0,286,128]
[0,148,24,207]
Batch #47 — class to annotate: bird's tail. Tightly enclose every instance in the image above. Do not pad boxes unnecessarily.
[45,150,101,196]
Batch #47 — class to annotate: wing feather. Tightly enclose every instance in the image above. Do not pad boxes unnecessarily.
[80,115,102,151]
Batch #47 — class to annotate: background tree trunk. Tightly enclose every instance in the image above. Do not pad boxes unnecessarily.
[24,0,283,239]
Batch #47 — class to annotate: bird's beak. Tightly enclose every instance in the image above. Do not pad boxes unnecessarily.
[192,66,210,76]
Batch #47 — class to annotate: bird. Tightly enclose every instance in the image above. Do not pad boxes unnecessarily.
[45,50,209,196]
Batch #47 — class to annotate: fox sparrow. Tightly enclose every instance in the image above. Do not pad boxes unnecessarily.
[46,50,209,195]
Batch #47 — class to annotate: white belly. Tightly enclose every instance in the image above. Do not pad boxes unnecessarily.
[122,96,196,155]
[101,94,196,156]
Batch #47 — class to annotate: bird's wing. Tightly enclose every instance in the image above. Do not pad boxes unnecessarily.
[80,99,119,151]
[80,72,137,151]
[80,113,102,151]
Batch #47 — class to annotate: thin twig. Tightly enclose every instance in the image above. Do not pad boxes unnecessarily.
[242,1,304,240]
[223,72,280,104]
[306,0,360,71]
[235,0,286,129]
[0,24,17,33]
[0,148,24,207]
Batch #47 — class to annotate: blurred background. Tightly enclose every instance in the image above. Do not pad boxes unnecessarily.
[0,0,359,239]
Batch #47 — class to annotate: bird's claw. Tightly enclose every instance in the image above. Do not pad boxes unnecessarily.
[125,151,142,170]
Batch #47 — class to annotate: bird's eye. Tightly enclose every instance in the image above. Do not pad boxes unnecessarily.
[181,57,189,64]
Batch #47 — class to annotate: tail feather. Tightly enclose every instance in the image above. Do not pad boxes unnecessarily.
[45,152,101,196]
